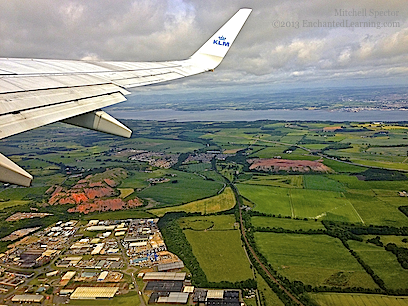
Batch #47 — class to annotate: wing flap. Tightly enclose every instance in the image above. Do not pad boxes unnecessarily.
[0,92,126,139]
[0,74,110,94]
[0,84,130,115]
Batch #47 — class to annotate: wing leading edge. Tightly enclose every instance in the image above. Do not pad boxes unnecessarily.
[0,8,251,186]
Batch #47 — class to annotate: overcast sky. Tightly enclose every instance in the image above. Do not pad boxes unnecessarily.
[1,0,407,91]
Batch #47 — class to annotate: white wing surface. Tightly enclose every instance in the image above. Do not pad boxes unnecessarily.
[0,8,251,186]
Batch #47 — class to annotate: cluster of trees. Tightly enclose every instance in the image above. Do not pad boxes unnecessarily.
[322,221,363,242]
[323,221,408,237]
[172,153,190,170]
[354,168,408,181]
[366,236,383,247]
[312,285,382,294]
[322,142,353,151]
[225,153,249,171]
[385,243,408,269]
[398,206,408,218]
[299,138,333,145]
[255,226,326,235]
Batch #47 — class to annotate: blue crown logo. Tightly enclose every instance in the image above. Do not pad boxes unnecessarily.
[213,36,230,47]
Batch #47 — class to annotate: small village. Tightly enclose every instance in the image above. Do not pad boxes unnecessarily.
[0,218,244,305]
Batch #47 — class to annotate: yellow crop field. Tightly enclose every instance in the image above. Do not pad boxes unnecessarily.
[150,187,235,216]
[312,293,408,306]
[118,188,134,198]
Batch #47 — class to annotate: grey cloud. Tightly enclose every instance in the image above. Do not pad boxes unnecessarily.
[0,0,407,88]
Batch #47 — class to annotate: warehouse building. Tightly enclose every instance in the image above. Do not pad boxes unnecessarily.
[193,289,241,306]
[157,260,184,272]
[145,281,184,293]
[206,290,241,306]
[11,295,44,303]
[70,287,119,299]
[157,292,189,304]
[97,271,109,282]
[143,272,186,281]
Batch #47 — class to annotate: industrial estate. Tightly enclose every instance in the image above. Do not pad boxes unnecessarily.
[0,218,242,305]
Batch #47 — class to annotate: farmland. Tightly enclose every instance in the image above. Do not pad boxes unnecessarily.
[311,293,408,306]
[251,216,326,231]
[237,184,292,216]
[179,214,251,283]
[149,186,235,216]
[178,214,238,231]
[254,232,377,289]
[2,119,408,304]
[137,170,224,207]
[348,240,408,290]
[184,227,253,282]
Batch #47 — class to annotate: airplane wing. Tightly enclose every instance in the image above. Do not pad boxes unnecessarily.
[0,8,252,186]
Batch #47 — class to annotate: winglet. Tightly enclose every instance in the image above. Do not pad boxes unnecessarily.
[190,8,252,70]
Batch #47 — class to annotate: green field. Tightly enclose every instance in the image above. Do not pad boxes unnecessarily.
[237,184,292,216]
[238,183,363,222]
[119,171,156,189]
[322,159,367,173]
[240,174,303,188]
[251,216,325,230]
[184,229,253,282]
[255,232,377,288]
[311,293,408,306]
[365,235,408,248]
[290,189,363,222]
[138,170,224,207]
[349,240,408,290]
[179,215,237,231]
[149,186,235,216]
[0,186,48,209]
[345,192,408,226]
[303,175,346,192]
[253,146,288,158]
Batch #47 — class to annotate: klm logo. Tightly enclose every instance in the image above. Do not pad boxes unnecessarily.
[213,36,230,47]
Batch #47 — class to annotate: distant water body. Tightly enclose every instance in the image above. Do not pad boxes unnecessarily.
[109,109,408,122]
